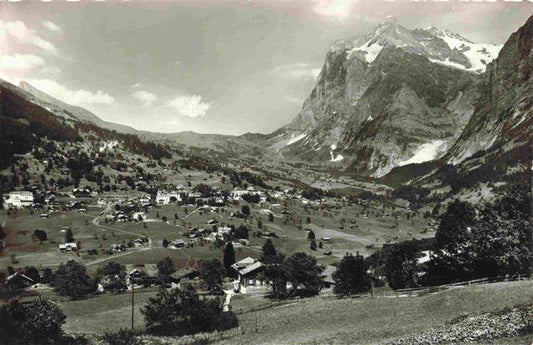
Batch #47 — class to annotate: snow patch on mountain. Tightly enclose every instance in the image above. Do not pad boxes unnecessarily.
[398,140,448,166]
[330,153,344,162]
[270,132,307,151]
[287,133,307,145]
[438,32,502,73]
[348,40,384,63]
[329,143,344,162]
[428,58,467,71]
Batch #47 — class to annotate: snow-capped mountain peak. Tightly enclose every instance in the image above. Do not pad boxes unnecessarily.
[343,19,503,73]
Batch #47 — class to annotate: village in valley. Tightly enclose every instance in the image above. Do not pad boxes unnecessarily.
[0,3,531,345]
[1,157,434,299]
[0,136,529,345]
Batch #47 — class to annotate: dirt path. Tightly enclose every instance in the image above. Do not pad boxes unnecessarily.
[309,224,374,246]
[79,212,154,266]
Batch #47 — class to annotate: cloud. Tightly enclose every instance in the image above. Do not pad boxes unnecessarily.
[40,65,62,75]
[312,2,354,22]
[167,94,211,118]
[27,79,115,106]
[0,53,61,84]
[133,90,157,107]
[272,63,321,81]
[42,21,61,33]
[131,83,141,88]
[3,21,58,55]
[2,54,46,71]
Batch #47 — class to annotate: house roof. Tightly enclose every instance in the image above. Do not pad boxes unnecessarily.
[6,271,35,283]
[170,267,198,280]
[232,256,255,268]
[238,261,263,276]
[59,242,77,249]
[218,227,231,234]
[126,264,158,277]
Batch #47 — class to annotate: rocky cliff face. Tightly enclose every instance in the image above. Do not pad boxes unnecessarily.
[445,15,532,165]
[340,47,479,177]
[269,18,491,177]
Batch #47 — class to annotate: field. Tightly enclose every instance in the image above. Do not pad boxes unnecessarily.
[213,280,532,345]
[18,280,530,343]
[0,181,433,273]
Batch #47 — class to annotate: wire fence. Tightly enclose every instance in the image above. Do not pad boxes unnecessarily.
[231,275,531,313]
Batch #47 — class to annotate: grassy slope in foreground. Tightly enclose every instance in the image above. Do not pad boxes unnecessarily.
[213,281,532,345]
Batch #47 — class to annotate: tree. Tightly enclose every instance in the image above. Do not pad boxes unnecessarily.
[199,259,226,293]
[475,186,532,277]
[384,241,420,289]
[24,266,40,283]
[257,219,263,229]
[24,298,66,344]
[306,217,311,224]
[286,252,323,296]
[0,299,26,344]
[434,199,475,249]
[261,239,277,263]
[141,287,182,334]
[33,229,48,243]
[162,239,169,248]
[0,225,6,240]
[223,243,236,276]
[156,257,176,284]
[309,240,317,251]
[55,260,93,300]
[424,199,477,284]
[307,230,315,240]
[102,328,141,345]
[233,225,249,240]
[333,253,371,295]
[64,229,75,243]
[97,261,126,293]
[263,254,290,299]
[0,298,66,345]
[41,268,55,284]
[241,205,250,217]
[268,213,274,222]
[141,285,238,336]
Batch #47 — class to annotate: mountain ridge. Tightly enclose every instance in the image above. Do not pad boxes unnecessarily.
[5,16,529,187]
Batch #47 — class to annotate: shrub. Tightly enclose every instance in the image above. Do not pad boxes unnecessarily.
[101,328,141,345]
[141,285,238,336]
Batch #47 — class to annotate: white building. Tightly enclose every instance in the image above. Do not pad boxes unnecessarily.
[132,212,147,221]
[218,226,232,235]
[3,191,34,208]
[156,191,182,204]
[231,187,265,200]
[58,243,77,252]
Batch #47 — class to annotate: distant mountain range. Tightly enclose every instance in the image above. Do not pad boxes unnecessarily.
[2,15,531,189]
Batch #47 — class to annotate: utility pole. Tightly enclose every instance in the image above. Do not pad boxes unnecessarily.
[131,281,135,331]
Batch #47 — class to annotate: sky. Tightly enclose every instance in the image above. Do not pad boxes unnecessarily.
[1,1,531,135]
